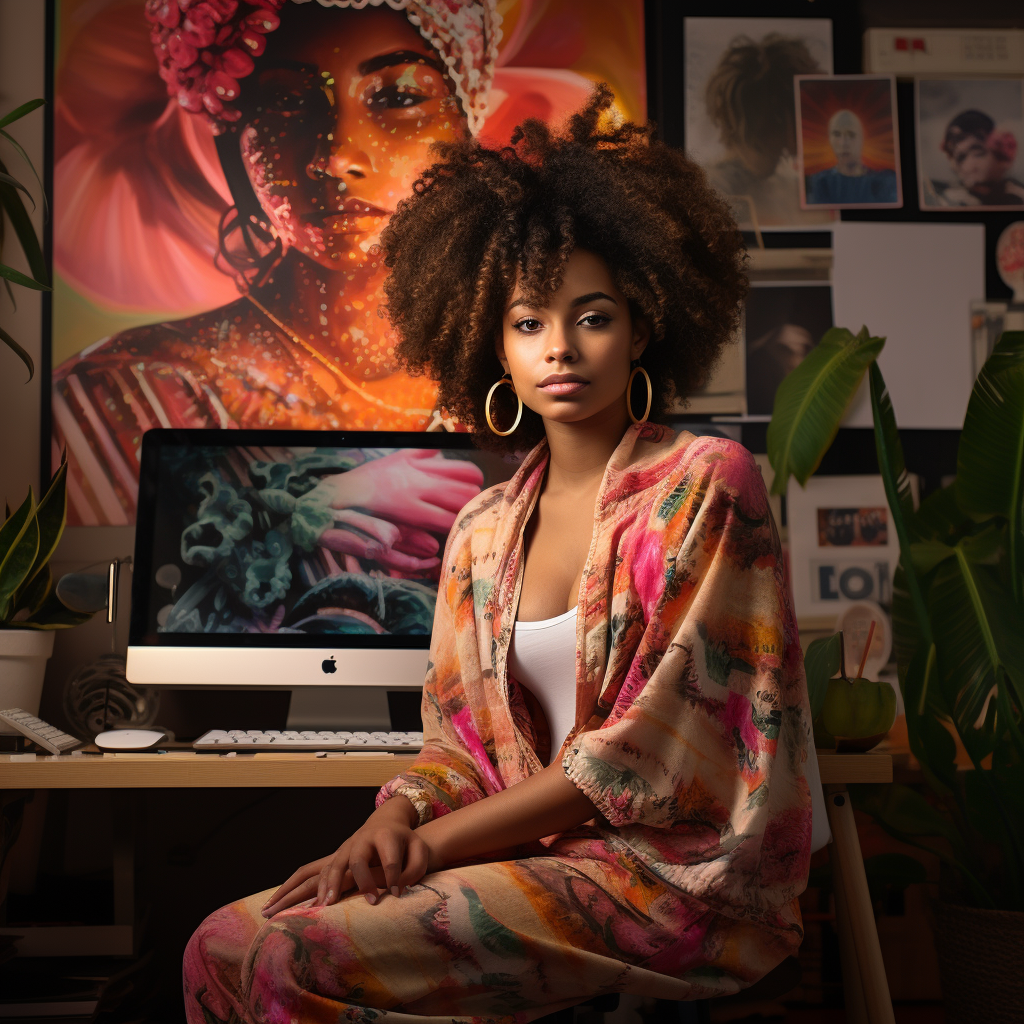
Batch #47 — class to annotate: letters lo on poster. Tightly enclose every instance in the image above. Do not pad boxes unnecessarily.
[49,0,646,526]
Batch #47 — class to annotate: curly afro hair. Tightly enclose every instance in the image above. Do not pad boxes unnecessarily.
[379,84,748,453]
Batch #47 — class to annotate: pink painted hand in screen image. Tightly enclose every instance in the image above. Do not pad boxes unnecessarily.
[313,449,484,572]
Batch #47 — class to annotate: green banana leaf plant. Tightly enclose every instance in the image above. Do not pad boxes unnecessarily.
[1,451,92,630]
[768,326,1024,911]
[0,98,50,380]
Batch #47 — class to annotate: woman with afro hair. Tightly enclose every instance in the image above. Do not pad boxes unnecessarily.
[183,86,814,1024]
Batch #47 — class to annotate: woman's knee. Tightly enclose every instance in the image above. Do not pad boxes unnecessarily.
[183,903,253,1022]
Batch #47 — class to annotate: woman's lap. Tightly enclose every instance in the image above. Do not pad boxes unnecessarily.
[183,845,696,1023]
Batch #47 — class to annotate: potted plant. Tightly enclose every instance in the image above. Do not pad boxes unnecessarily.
[767,325,1024,1023]
[1,453,93,712]
[0,98,91,717]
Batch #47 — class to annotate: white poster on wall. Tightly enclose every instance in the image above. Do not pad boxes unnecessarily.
[831,221,984,429]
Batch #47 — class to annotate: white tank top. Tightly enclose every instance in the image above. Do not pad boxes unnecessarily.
[507,606,578,765]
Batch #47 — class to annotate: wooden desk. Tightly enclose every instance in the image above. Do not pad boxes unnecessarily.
[0,750,894,1023]
[0,749,891,789]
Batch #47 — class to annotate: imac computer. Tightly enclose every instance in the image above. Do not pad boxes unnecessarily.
[126,429,516,730]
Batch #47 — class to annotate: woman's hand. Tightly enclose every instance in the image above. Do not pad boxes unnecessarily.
[260,796,441,917]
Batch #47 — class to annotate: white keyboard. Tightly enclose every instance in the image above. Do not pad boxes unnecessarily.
[193,729,423,752]
[1,708,83,755]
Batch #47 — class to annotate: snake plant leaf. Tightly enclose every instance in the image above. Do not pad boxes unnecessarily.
[0,262,50,291]
[19,452,67,593]
[0,489,34,570]
[0,171,34,209]
[0,494,40,621]
[0,168,48,285]
[955,331,1024,602]
[15,564,52,619]
[0,322,33,379]
[18,584,93,629]
[0,125,47,219]
[804,632,842,720]
[0,98,45,131]
[767,326,885,495]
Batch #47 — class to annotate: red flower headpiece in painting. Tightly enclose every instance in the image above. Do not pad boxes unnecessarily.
[145,0,500,134]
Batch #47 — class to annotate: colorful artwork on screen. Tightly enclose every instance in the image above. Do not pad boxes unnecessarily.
[142,444,492,638]
[50,0,646,525]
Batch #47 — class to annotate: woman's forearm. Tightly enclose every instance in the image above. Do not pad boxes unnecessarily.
[415,762,598,866]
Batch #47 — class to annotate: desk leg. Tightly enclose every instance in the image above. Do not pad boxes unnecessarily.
[825,785,895,1024]
[111,791,136,941]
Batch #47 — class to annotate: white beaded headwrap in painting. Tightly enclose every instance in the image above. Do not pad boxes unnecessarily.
[287,0,500,135]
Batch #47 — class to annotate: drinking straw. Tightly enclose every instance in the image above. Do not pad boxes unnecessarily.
[856,620,877,679]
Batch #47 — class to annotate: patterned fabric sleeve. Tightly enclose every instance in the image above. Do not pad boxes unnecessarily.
[376,507,496,826]
[562,442,811,910]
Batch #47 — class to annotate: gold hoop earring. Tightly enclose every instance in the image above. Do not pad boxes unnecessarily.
[485,375,523,436]
[627,364,652,424]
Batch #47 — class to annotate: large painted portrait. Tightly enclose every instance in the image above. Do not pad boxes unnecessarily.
[50,0,646,525]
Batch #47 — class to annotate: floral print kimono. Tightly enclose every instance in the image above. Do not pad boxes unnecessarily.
[183,422,813,1023]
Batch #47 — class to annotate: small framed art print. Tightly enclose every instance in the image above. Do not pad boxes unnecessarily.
[786,474,908,623]
[795,74,902,210]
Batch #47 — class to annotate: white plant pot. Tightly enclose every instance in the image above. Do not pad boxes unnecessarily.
[0,629,55,727]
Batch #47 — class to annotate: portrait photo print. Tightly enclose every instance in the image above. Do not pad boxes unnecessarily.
[744,282,834,416]
[683,17,834,231]
[796,74,902,210]
[916,78,1024,210]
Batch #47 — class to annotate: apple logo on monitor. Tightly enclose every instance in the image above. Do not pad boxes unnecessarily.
[322,657,337,674]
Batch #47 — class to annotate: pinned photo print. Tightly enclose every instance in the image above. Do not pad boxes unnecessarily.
[796,75,902,209]
[744,282,834,416]
[817,507,888,548]
[917,79,1024,210]
[684,17,834,231]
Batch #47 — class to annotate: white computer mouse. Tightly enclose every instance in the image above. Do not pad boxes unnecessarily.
[94,729,166,751]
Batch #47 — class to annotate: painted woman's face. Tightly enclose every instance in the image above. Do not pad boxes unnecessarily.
[238,5,466,271]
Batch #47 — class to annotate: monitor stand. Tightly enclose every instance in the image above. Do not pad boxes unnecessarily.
[286,686,419,732]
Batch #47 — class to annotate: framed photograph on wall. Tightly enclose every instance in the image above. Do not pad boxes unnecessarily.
[796,74,902,210]
[683,16,835,231]
[916,78,1024,211]
[47,0,647,526]
[786,474,907,623]
[744,281,833,417]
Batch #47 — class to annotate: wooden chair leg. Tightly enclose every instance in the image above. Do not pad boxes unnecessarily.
[831,837,869,1024]
[825,785,895,1024]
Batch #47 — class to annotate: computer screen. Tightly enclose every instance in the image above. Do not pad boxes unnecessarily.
[126,429,516,692]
